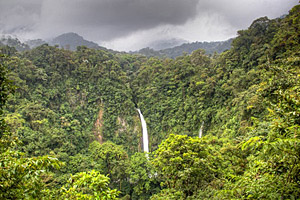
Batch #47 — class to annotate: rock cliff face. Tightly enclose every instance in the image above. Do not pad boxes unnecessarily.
[94,107,104,144]
[93,103,143,154]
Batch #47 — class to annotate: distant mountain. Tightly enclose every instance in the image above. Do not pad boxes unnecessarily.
[49,32,106,51]
[0,32,114,53]
[134,38,234,58]
[161,39,234,58]
[1,32,232,58]
[133,47,163,58]
[25,39,47,49]
[148,38,188,50]
[0,33,104,52]
[0,35,30,52]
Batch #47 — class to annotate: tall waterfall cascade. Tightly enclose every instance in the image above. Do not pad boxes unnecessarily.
[199,122,204,138]
[137,109,149,153]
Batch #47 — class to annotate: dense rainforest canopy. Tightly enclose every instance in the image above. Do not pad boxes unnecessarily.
[0,4,299,199]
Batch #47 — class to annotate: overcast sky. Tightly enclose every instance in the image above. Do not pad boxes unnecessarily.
[0,0,298,51]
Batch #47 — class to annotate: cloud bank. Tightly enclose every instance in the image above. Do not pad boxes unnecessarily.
[0,0,298,50]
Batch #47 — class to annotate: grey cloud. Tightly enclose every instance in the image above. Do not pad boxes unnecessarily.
[0,0,42,34]
[38,0,200,40]
[195,0,299,29]
[0,0,200,40]
[0,0,298,50]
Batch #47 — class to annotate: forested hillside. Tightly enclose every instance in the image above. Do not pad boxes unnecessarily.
[0,36,30,52]
[0,4,299,199]
[134,38,232,58]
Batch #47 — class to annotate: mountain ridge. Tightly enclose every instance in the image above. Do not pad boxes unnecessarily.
[133,38,233,58]
[1,32,233,58]
[49,32,107,51]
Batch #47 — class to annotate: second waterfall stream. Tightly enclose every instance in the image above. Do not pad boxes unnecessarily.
[137,109,149,153]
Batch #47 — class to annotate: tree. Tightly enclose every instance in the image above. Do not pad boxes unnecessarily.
[152,134,220,197]
[60,170,119,200]
[129,152,160,199]
[89,141,130,194]
[0,54,62,199]
[0,54,15,151]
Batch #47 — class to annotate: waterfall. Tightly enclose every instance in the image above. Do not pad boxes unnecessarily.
[199,121,204,138]
[137,109,149,153]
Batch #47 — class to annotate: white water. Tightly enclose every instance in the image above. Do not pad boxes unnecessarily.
[137,109,149,153]
[199,122,204,138]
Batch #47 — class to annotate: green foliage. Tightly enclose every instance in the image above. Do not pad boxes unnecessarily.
[150,188,184,200]
[129,152,160,199]
[0,53,63,199]
[271,5,300,59]
[0,152,61,199]
[89,141,131,196]
[0,54,15,151]
[60,170,119,200]
[153,134,220,197]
